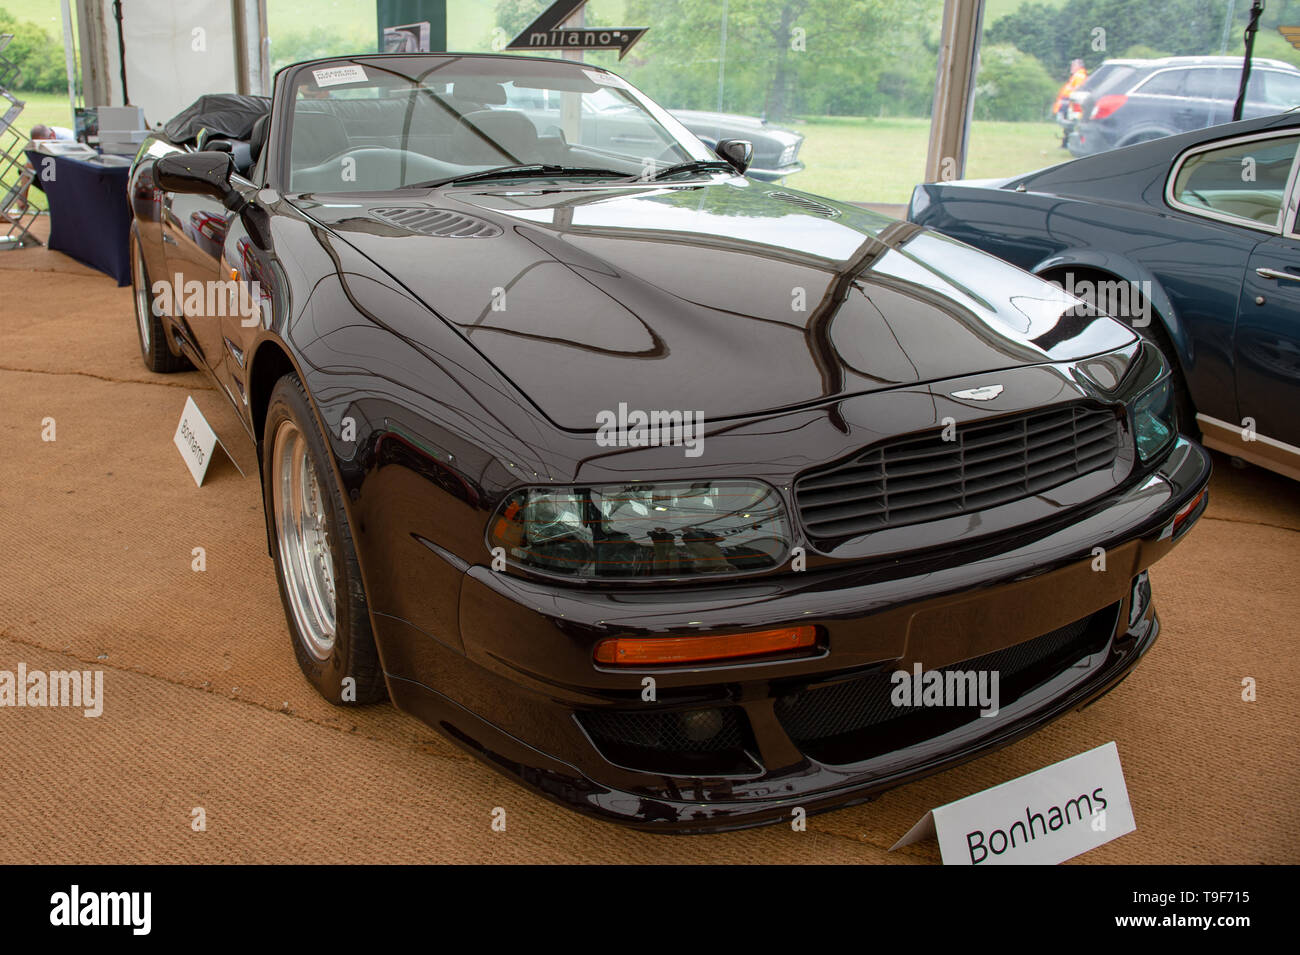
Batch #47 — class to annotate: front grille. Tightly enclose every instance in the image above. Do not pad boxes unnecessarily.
[795,404,1119,543]
[775,604,1115,765]
[577,706,756,776]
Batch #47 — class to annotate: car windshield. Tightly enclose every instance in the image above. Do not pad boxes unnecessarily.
[283,56,715,193]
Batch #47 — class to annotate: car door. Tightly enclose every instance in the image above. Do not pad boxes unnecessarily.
[1168,130,1300,454]
[1182,67,1230,132]
[1236,137,1300,451]
[161,173,231,374]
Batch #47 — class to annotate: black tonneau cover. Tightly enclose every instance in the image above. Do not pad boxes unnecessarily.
[163,93,270,145]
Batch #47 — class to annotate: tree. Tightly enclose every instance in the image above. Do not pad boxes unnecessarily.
[616,0,931,119]
[989,0,1245,79]
[0,7,67,93]
[974,44,1058,121]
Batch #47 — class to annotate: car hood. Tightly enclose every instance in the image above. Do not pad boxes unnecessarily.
[294,180,1135,430]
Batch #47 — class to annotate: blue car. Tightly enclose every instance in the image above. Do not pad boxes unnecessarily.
[909,111,1300,481]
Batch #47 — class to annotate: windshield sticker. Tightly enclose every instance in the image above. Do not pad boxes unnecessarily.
[312,65,368,88]
[583,69,627,88]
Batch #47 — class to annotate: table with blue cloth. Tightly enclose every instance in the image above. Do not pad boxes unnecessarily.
[26,149,133,286]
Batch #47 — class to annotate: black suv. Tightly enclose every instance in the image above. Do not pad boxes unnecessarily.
[1068,55,1300,156]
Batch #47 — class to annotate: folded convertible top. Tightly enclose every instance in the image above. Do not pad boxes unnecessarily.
[163,93,271,145]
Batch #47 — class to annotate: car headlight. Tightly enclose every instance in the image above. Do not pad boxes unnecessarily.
[488,480,790,579]
[1132,376,1176,462]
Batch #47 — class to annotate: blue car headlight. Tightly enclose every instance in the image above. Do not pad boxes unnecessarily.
[1132,376,1177,463]
[488,480,790,579]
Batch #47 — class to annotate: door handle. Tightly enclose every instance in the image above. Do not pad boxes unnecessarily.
[161,233,178,246]
[1255,267,1300,283]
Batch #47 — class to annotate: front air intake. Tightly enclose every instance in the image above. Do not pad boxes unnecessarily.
[367,206,502,238]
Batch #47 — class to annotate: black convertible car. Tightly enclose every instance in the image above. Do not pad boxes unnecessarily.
[128,54,1209,832]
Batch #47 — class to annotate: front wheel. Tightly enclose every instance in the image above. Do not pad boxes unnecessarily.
[264,373,386,704]
[130,231,190,373]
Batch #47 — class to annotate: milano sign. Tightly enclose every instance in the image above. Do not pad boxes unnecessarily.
[506,1,648,59]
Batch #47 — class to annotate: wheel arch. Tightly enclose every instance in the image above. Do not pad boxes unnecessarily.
[247,336,298,446]
[1030,252,1192,365]
[1032,259,1200,434]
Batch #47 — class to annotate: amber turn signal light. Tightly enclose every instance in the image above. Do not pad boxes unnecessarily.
[1172,487,1208,537]
[594,626,817,667]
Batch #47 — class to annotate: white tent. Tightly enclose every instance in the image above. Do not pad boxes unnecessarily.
[73,0,269,127]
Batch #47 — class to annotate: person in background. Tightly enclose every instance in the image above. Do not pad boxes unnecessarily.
[31,123,75,142]
[1052,58,1089,117]
[3,124,76,221]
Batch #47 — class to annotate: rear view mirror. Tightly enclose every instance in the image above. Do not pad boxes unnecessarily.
[715,139,753,174]
[155,151,245,211]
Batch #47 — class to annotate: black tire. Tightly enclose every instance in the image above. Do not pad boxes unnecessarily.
[263,373,387,705]
[1042,266,1197,437]
[130,230,191,373]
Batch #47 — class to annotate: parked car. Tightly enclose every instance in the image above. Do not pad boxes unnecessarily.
[128,53,1209,832]
[669,109,804,181]
[1067,55,1300,156]
[1054,58,1143,146]
[499,83,804,181]
[910,110,1300,481]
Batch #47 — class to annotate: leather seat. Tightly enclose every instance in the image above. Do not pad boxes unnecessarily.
[449,110,539,165]
[291,111,350,166]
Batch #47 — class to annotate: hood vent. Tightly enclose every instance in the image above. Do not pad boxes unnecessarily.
[368,206,502,238]
[767,191,840,218]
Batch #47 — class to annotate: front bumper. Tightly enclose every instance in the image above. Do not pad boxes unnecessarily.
[1067,124,1114,157]
[378,438,1211,833]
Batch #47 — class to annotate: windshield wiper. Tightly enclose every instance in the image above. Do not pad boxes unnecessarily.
[642,160,736,182]
[407,165,631,189]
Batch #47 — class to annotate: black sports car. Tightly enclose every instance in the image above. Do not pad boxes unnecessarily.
[128,53,1209,833]
[909,111,1300,482]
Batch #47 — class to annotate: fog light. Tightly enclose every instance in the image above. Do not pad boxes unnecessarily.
[681,709,725,742]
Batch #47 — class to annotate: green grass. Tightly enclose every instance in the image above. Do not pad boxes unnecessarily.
[1,0,63,30]
[784,116,1066,204]
[7,89,74,133]
[2,90,74,208]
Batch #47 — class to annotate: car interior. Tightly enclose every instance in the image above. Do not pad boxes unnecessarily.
[190,78,685,193]
[1172,136,1299,225]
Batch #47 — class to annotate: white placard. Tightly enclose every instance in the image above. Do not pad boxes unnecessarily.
[891,741,1136,865]
[312,65,368,88]
[173,396,218,487]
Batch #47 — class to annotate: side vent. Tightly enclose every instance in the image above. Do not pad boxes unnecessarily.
[767,191,840,218]
[368,206,502,238]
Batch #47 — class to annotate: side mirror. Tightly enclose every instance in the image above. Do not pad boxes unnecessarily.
[715,139,753,175]
[155,151,245,211]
